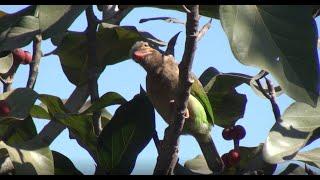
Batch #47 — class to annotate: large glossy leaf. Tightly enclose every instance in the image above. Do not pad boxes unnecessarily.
[220,5,320,107]
[293,148,320,169]
[263,99,320,164]
[0,137,54,175]
[52,151,82,175]
[0,88,39,121]
[97,93,155,174]
[199,67,248,128]
[38,5,88,40]
[278,163,307,175]
[184,144,276,175]
[53,23,166,86]
[0,51,13,74]
[0,6,39,51]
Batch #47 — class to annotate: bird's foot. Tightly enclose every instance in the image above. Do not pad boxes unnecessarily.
[183,109,189,119]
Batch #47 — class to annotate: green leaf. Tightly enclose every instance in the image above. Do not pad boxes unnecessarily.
[0,137,54,175]
[38,93,124,165]
[0,6,40,51]
[52,151,82,175]
[220,5,320,107]
[279,163,307,175]
[0,116,37,146]
[0,51,13,74]
[81,92,127,114]
[293,148,320,169]
[199,67,248,128]
[0,88,39,121]
[97,93,155,174]
[38,5,88,40]
[53,23,165,86]
[30,105,51,120]
[263,99,320,164]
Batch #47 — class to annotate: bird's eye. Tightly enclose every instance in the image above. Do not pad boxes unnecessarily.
[144,44,148,47]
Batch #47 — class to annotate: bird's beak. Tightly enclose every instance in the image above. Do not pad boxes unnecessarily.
[132,47,153,61]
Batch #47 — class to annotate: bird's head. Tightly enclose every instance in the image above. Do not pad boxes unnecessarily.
[130,41,156,63]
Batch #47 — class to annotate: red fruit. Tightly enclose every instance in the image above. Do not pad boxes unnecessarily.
[0,100,11,117]
[228,149,241,165]
[12,48,26,63]
[222,128,233,140]
[221,153,231,168]
[22,51,33,65]
[232,125,246,140]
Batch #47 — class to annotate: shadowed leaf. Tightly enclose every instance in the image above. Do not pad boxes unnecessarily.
[52,151,82,175]
[97,93,155,174]
[220,5,320,107]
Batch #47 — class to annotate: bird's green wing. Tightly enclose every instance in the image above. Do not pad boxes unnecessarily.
[190,73,214,125]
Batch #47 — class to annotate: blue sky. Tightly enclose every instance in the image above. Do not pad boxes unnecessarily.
[0,5,320,175]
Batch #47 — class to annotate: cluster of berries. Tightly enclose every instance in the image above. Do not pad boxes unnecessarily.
[221,125,246,168]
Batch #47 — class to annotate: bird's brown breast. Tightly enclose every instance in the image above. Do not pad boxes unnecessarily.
[146,56,179,124]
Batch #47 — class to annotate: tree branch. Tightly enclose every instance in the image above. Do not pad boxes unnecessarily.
[153,5,200,175]
[86,6,102,136]
[26,34,42,89]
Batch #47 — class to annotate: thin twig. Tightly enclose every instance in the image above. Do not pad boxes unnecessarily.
[139,17,185,25]
[86,6,102,136]
[305,164,315,175]
[153,5,200,175]
[255,79,270,99]
[265,78,281,123]
[196,18,212,42]
[26,34,42,89]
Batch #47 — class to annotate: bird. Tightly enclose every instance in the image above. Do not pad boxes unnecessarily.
[130,41,224,173]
